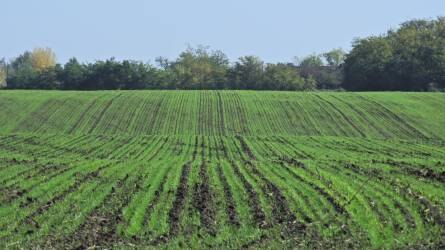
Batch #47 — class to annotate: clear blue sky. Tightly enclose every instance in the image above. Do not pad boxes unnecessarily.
[2,0,445,64]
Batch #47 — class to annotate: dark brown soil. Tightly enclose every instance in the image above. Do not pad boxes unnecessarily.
[235,135,256,160]
[48,170,145,249]
[21,164,110,232]
[193,162,217,236]
[168,163,192,236]
[394,201,416,228]
[143,166,172,228]
[235,136,305,234]
[216,164,239,226]
[2,187,26,202]
[385,159,445,183]
[229,160,267,228]
[275,156,307,169]
[339,161,445,229]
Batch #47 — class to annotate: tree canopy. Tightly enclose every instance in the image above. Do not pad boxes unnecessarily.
[0,58,6,88]
[2,17,445,91]
[343,17,445,91]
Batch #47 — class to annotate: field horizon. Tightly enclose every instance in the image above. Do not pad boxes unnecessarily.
[1,90,444,139]
[1,90,444,249]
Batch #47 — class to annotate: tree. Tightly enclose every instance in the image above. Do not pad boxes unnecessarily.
[263,63,306,90]
[6,48,57,89]
[31,47,56,71]
[6,51,37,89]
[297,54,342,89]
[35,64,63,89]
[297,54,324,80]
[229,56,264,89]
[208,50,230,89]
[119,61,161,90]
[155,57,176,89]
[169,46,229,89]
[387,18,445,90]
[343,36,393,90]
[60,58,86,90]
[298,54,324,68]
[343,17,445,91]
[9,51,33,72]
[81,58,122,90]
[323,48,346,67]
[171,46,213,89]
[304,75,318,90]
[0,58,6,88]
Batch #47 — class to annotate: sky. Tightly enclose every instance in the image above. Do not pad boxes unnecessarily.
[2,0,445,64]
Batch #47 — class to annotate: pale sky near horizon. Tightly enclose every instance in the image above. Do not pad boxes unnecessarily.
[2,0,445,64]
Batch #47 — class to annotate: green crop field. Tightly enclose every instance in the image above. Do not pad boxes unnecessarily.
[0,90,444,249]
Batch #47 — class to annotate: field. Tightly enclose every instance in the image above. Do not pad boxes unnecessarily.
[0,90,444,249]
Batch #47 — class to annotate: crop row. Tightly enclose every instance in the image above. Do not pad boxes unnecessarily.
[0,134,444,248]
[1,91,444,139]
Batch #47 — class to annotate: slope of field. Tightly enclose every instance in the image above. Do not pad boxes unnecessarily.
[0,90,444,139]
[0,90,444,249]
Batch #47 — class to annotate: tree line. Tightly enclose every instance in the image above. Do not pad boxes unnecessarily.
[344,17,445,91]
[1,17,444,91]
[0,47,343,91]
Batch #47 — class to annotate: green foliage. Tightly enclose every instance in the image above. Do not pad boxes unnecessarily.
[263,63,306,90]
[0,58,6,88]
[2,17,445,91]
[168,46,230,89]
[298,54,324,68]
[60,58,86,90]
[34,64,63,89]
[344,17,445,90]
[3,47,316,91]
[6,51,37,88]
[9,51,34,72]
[297,53,344,89]
[6,49,60,89]
[323,48,346,67]
[229,56,265,89]
[344,36,394,90]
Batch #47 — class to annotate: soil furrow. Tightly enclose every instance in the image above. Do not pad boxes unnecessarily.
[20,164,111,233]
[50,171,145,249]
[216,164,239,226]
[235,136,306,234]
[168,163,192,236]
[229,160,267,228]
[193,162,217,235]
